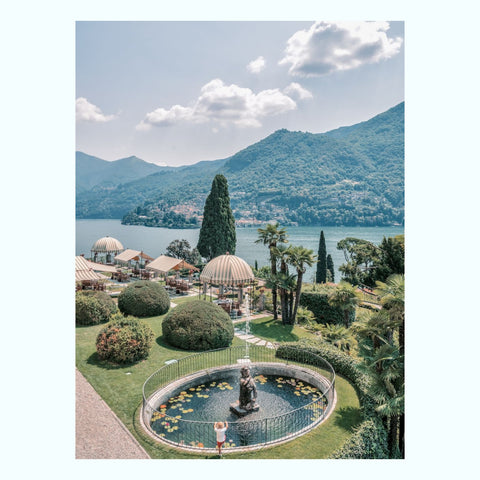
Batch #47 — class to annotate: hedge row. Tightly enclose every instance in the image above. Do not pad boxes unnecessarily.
[329,419,389,459]
[299,288,355,325]
[276,339,388,459]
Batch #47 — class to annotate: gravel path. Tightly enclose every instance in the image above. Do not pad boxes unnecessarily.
[76,369,150,459]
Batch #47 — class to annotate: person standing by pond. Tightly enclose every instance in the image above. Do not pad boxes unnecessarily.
[214,421,229,457]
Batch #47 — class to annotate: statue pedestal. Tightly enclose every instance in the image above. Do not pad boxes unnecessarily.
[229,401,260,417]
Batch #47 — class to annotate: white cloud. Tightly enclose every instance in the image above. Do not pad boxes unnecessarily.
[76,97,116,123]
[136,105,195,130]
[137,78,296,130]
[247,56,266,73]
[283,82,313,100]
[279,21,403,77]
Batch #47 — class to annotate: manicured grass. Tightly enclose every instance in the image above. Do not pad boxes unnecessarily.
[76,299,362,459]
[236,315,320,343]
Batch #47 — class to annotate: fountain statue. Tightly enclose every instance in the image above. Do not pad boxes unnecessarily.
[230,366,260,416]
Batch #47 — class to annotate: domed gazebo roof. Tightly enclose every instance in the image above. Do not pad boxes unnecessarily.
[91,236,124,253]
[200,253,254,286]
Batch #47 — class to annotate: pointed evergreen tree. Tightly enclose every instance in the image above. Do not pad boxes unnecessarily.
[316,230,327,283]
[197,174,236,260]
[327,254,335,283]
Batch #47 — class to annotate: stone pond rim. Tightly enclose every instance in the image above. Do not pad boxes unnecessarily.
[141,362,336,452]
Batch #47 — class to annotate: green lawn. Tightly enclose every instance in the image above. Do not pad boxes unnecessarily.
[236,315,320,343]
[76,301,362,459]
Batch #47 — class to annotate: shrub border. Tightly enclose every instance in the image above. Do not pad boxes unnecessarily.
[276,339,389,459]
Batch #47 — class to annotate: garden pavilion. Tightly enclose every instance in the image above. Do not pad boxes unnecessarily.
[146,255,198,275]
[114,249,154,269]
[90,236,124,264]
[83,258,117,274]
[146,255,199,291]
[75,255,108,290]
[199,253,254,315]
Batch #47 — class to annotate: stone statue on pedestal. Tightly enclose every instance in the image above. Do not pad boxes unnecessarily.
[230,366,259,416]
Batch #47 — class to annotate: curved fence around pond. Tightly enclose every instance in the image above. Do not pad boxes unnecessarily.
[142,345,336,452]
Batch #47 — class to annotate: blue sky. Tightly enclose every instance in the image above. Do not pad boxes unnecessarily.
[76,21,404,166]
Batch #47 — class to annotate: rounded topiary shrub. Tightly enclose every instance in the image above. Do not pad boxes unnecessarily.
[162,300,234,351]
[76,290,117,326]
[118,281,170,317]
[96,313,154,364]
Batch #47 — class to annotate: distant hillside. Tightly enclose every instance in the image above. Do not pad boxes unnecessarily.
[76,102,404,227]
[76,156,226,220]
[76,152,166,192]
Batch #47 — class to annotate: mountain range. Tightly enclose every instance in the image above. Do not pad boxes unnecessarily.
[76,102,404,227]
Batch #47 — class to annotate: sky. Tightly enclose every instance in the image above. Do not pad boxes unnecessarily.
[76,21,404,166]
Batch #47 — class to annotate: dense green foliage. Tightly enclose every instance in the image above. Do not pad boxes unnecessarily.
[76,103,404,226]
[295,306,316,326]
[197,174,236,260]
[162,300,234,351]
[326,254,335,282]
[316,230,327,283]
[165,239,201,265]
[95,313,154,364]
[118,281,170,317]
[122,208,198,228]
[299,285,352,325]
[276,339,389,459]
[337,234,404,287]
[75,290,117,326]
[329,419,389,459]
[327,281,359,327]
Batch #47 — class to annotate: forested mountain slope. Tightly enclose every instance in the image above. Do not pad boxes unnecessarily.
[76,102,404,227]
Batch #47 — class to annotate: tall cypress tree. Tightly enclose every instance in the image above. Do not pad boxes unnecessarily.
[316,230,327,283]
[327,254,335,283]
[197,174,236,260]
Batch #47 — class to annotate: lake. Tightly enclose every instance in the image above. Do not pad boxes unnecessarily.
[76,219,404,283]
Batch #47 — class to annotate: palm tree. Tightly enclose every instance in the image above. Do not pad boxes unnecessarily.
[271,244,293,324]
[375,274,405,355]
[255,223,288,320]
[278,272,297,324]
[358,343,404,457]
[319,323,357,355]
[327,281,360,327]
[374,273,405,457]
[264,271,296,325]
[287,246,317,324]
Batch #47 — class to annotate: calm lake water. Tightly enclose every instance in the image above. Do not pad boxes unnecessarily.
[76,219,404,283]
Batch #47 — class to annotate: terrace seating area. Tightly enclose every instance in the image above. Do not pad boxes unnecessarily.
[165,276,192,294]
[76,280,106,291]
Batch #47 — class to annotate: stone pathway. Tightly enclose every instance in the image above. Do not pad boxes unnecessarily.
[76,369,150,459]
[233,317,275,349]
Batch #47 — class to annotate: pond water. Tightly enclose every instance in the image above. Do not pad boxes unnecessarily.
[150,373,326,448]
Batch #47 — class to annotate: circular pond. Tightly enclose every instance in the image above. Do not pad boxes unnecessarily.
[150,372,327,448]
[142,347,335,452]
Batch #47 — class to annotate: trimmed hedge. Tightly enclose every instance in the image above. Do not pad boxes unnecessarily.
[276,339,388,459]
[96,313,154,364]
[118,281,170,317]
[162,300,234,351]
[300,288,355,325]
[329,419,388,459]
[75,290,117,326]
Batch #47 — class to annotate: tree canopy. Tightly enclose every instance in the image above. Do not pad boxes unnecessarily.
[197,174,236,260]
